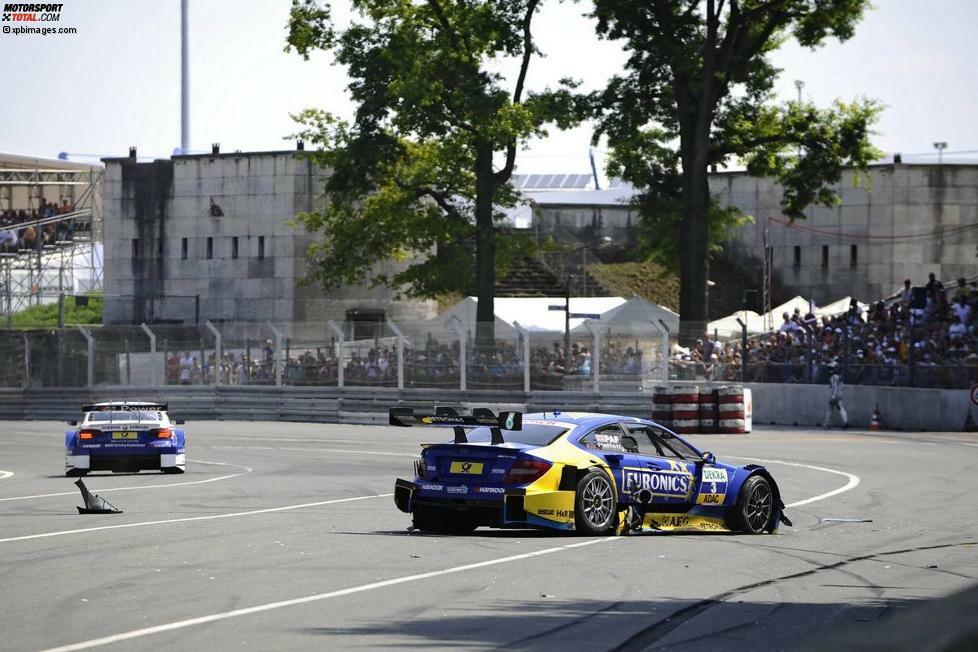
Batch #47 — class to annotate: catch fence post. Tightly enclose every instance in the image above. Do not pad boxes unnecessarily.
[77,327,94,389]
[515,322,530,393]
[386,319,405,390]
[327,320,345,388]
[204,320,222,386]
[140,323,159,386]
[583,321,599,394]
[447,317,466,391]
[266,321,285,387]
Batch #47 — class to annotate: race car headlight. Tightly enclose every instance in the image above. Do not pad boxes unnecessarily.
[503,459,552,485]
[154,428,173,439]
[78,429,98,440]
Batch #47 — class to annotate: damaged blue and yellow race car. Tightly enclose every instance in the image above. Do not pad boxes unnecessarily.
[392,408,791,535]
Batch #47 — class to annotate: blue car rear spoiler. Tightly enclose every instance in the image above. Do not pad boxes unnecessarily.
[389,407,522,444]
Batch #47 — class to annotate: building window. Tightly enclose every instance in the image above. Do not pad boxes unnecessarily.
[793,246,801,268]
[181,238,188,260]
[821,245,829,269]
[231,236,239,259]
[850,244,858,268]
[346,308,385,341]
[257,236,265,260]
[132,239,140,260]
[206,237,213,260]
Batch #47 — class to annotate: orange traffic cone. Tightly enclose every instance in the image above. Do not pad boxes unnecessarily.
[868,404,883,431]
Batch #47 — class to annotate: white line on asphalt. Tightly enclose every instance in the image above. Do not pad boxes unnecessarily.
[209,445,418,457]
[0,460,252,502]
[0,470,13,480]
[34,455,863,651]
[728,456,861,508]
[38,535,617,652]
[0,493,392,545]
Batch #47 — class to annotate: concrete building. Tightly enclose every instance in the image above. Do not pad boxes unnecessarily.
[101,148,435,333]
[520,163,978,305]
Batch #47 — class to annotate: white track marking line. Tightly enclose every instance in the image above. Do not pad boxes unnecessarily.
[727,456,861,508]
[0,470,13,480]
[0,460,251,502]
[39,535,617,652]
[209,444,418,457]
[0,493,392,545]
[35,455,862,651]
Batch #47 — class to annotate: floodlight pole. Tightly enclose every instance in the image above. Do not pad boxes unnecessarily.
[180,0,190,153]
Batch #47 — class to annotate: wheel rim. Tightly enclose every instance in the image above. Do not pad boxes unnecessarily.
[746,481,772,531]
[581,475,614,527]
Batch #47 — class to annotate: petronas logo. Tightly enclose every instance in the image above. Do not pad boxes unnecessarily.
[505,413,515,430]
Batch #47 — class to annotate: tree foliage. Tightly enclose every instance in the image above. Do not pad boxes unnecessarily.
[590,0,882,340]
[285,0,579,323]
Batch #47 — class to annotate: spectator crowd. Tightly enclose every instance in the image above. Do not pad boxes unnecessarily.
[0,199,82,253]
[671,273,978,389]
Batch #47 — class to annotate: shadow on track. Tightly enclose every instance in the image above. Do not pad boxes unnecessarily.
[292,596,922,650]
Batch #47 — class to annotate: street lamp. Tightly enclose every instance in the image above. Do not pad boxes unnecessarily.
[794,79,804,103]
[933,141,947,166]
[551,237,612,376]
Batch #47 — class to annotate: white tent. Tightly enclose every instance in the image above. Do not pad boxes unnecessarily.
[437,296,626,339]
[708,310,765,339]
[571,295,678,335]
[815,296,869,320]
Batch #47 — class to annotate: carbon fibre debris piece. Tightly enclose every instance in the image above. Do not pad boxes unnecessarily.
[74,479,122,514]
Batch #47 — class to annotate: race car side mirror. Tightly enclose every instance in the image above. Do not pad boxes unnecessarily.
[701,451,715,465]
[67,419,77,426]
[620,435,639,453]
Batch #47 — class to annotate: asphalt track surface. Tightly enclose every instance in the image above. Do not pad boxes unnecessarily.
[1,421,976,652]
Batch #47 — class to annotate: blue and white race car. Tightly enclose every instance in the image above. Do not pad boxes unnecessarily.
[65,401,186,476]
[393,408,791,535]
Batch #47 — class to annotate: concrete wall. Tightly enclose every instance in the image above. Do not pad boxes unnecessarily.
[529,163,978,304]
[1,383,971,432]
[712,164,978,303]
[101,150,436,332]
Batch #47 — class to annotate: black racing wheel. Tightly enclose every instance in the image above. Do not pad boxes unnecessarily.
[732,475,776,534]
[574,469,616,536]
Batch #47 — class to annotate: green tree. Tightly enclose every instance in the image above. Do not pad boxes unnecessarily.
[591,0,881,342]
[286,0,577,337]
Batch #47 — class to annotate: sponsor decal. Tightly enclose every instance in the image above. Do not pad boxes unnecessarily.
[505,413,515,430]
[697,493,725,505]
[476,486,505,494]
[491,467,506,475]
[420,484,444,491]
[450,461,483,475]
[446,485,468,494]
[623,469,693,497]
[702,468,728,483]
[537,508,574,519]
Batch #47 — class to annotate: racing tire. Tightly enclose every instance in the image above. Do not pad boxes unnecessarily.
[574,469,616,536]
[65,468,88,477]
[411,506,477,535]
[731,475,776,534]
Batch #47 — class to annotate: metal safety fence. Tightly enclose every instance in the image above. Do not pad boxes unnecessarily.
[0,317,670,392]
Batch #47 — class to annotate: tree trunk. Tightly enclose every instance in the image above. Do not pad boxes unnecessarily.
[474,147,496,352]
[678,161,711,345]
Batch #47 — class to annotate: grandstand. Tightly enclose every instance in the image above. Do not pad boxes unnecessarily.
[0,153,102,325]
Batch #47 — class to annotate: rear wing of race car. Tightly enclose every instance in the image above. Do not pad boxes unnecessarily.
[389,406,522,444]
[82,403,168,413]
